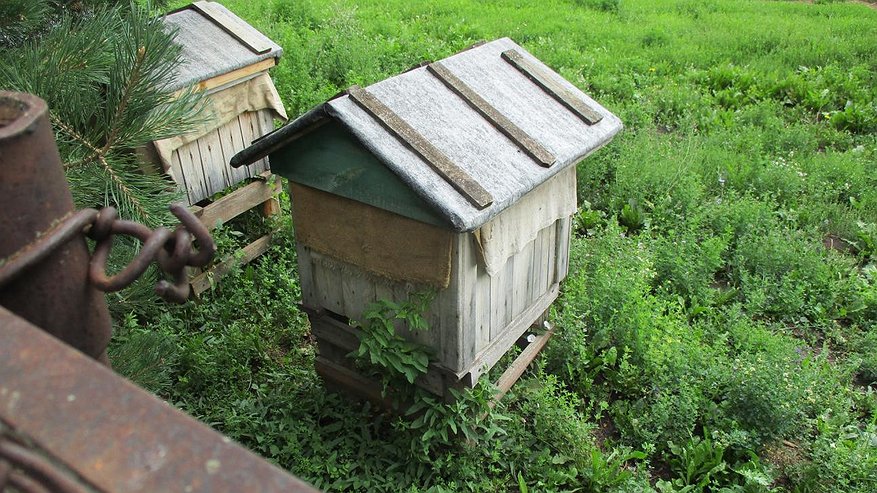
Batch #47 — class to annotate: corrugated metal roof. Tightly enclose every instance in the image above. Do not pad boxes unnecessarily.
[235,38,622,231]
[163,2,282,92]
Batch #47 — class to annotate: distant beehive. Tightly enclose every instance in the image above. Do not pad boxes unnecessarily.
[143,1,287,205]
[233,38,622,397]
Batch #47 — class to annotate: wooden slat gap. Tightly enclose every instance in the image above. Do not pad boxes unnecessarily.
[426,62,556,168]
[500,49,603,125]
[346,85,493,210]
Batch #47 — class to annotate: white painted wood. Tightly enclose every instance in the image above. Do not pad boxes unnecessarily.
[546,219,557,289]
[512,239,533,321]
[538,224,551,296]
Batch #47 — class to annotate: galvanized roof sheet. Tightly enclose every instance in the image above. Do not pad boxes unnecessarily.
[235,38,622,231]
[163,2,282,92]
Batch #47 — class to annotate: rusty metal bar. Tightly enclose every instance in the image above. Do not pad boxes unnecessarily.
[0,306,319,492]
[0,91,114,362]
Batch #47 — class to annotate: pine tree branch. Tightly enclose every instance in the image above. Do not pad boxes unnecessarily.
[103,45,147,153]
[97,154,152,221]
[50,113,100,168]
[51,112,151,221]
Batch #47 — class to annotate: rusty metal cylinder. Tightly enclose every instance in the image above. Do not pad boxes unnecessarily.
[0,91,112,363]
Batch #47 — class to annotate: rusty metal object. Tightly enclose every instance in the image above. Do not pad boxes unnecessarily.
[0,306,319,492]
[0,91,217,363]
[0,91,113,362]
[85,203,215,302]
[0,434,93,493]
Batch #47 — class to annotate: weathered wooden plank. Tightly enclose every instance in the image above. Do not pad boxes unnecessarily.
[489,254,510,340]
[347,85,493,210]
[436,239,463,371]
[473,236,492,356]
[238,112,261,177]
[537,224,551,296]
[295,244,319,309]
[315,357,390,406]
[191,1,274,54]
[490,323,555,407]
[546,220,557,288]
[465,284,559,386]
[555,216,571,284]
[512,240,533,321]
[194,171,277,229]
[170,152,192,204]
[311,251,345,316]
[197,129,229,196]
[190,233,272,296]
[255,109,276,174]
[218,114,251,185]
[180,59,274,95]
[241,111,269,175]
[341,274,375,325]
[426,61,555,168]
[501,49,603,125]
[175,142,208,204]
[457,234,478,370]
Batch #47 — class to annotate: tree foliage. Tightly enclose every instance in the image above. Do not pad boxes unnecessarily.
[0,0,201,226]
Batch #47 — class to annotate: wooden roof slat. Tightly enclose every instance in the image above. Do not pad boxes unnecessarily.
[426,62,556,168]
[346,85,493,210]
[501,49,603,125]
[191,1,273,54]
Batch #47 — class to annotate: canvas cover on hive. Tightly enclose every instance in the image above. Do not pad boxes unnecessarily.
[150,1,288,205]
[235,37,622,286]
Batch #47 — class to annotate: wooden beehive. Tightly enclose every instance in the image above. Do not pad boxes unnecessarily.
[232,38,622,397]
[144,1,288,206]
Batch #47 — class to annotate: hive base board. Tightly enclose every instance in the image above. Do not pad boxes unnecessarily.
[307,306,554,402]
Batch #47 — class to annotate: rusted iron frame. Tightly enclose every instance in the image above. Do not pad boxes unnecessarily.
[0,306,318,492]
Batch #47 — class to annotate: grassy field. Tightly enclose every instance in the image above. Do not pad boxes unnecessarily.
[124,0,877,491]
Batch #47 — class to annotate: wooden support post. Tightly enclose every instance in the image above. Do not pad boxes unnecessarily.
[187,172,283,297]
[489,322,555,409]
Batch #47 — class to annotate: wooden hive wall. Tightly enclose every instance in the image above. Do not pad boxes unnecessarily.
[169,109,274,205]
[297,211,572,385]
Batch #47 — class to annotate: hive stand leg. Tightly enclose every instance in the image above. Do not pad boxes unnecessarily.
[488,321,556,409]
[186,172,283,298]
[261,175,282,217]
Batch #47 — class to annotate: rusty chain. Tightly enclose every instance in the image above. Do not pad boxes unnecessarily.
[0,203,215,303]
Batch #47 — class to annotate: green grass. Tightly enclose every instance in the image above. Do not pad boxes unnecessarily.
[123,0,877,491]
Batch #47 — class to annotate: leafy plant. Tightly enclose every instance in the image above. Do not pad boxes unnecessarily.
[350,291,434,387]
